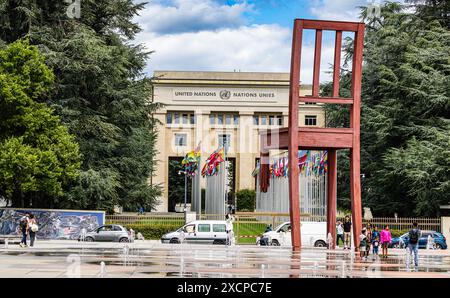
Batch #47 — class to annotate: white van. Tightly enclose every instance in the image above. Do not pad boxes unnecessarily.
[256,221,327,247]
[161,220,230,245]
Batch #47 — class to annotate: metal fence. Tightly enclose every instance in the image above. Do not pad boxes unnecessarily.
[361,217,441,232]
[106,213,442,243]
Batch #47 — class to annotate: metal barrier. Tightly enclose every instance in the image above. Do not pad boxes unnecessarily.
[361,217,441,232]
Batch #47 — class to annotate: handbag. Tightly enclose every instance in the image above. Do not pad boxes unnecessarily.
[31,223,39,232]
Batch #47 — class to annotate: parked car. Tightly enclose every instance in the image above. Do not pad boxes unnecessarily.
[389,230,447,249]
[78,224,132,242]
[161,220,229,245]
[256,221,327,247]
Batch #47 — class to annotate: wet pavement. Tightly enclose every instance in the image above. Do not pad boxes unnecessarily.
[1,241,450,278]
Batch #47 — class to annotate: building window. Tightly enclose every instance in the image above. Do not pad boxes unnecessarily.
[166,113,172,124]
[211,113,239,126]
[182,113,188,124]
[276,116,283,126]
[253,115,259,125]
[254,114,282,126]
[233,115,239,125]
[305,115,317,126]
[167,112,196,125]
[218,134,231,149]
[226,114,232,125]
[260,116,267,125]
[174,133,187,147]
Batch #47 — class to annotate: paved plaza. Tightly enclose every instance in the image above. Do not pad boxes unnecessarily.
[1,241,450,278]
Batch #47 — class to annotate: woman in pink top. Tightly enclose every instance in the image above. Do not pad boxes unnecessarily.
[380,225,392,258]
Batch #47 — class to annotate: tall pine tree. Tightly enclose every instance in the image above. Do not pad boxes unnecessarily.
[324,2,450,216]
[0,1,161,212]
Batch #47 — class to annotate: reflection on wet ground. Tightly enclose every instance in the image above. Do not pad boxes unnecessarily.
[1,242,450,278]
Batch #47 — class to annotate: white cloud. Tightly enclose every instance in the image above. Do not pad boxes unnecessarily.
[309,0,369,21]
[309,0,407,21]
[136,0,252,34]
[133,0,341,82]
[136,24,336,83]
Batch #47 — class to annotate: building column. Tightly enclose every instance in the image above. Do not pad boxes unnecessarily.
[153,111,168,212]
[327,149,337,249]
[237,111,254,191]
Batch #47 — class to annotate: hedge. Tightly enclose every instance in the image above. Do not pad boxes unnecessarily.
[390,229,409,238]
[236,189,256,212]
[124,224,181,239]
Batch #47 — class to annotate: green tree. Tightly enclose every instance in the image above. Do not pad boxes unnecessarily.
[324,3,450,216]
[235,189,256,212]
[0,1,161,212]
[168,158,191,212]
[0,40,81,207]
[407,0,450,29]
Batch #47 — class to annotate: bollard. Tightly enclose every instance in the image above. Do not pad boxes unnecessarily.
[327,233,333,249]
[100,261,106,278]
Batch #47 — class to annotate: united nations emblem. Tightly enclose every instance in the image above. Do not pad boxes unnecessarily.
[219,90,231,100]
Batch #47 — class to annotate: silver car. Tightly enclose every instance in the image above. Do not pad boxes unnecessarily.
[79,225,132,242]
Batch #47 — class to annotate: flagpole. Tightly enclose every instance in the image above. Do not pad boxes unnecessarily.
[184,165,187,223]
[224,139,228,218]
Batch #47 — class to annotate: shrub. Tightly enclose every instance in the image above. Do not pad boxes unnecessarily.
[390,229,409,238]
[124,224,180,239]
[236,189,256,212]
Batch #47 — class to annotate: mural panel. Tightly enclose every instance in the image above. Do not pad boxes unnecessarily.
[0,208,105,240]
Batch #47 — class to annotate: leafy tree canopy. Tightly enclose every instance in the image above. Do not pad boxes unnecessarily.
[0,40,81,207]
[0,0,161,212]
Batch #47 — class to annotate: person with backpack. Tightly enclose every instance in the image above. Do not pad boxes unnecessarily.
[406,222,422,271]
[28,214,38,247]
[19,213,30,247]
[359,228,368,260]
[371,226,381,259]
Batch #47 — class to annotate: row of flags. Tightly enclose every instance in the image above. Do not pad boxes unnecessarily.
[182,146,328,179]
[181,144,226,178]
[252,150,328,178]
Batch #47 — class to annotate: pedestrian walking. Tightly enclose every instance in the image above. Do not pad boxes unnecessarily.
[28,214,38,247]
[380,225,392,258]
[359,229,368,260]
[225,213,235,246]
[19,213,30,247]
[371,226,381,259]
[336,221,345,248]
[343,216,352,249]
[406,222,422,271]
[365,223,372,258]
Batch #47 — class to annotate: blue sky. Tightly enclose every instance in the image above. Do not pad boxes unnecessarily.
[134,0,404,83]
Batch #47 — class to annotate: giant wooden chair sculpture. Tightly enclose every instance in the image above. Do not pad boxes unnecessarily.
[259,19,365,251]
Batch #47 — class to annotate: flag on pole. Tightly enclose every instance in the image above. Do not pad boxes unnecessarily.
[201,147,225,177]
[182,142,201,177]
